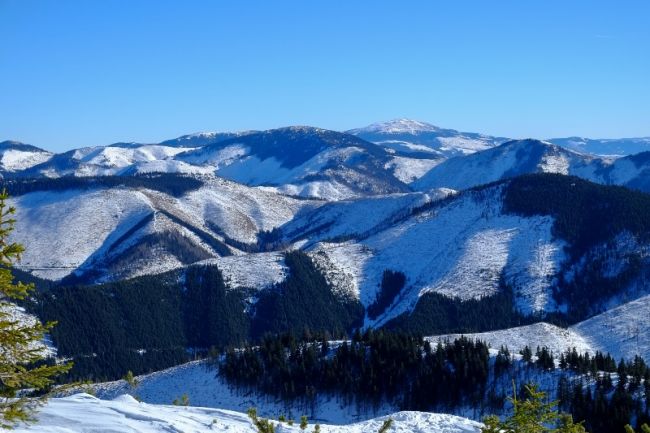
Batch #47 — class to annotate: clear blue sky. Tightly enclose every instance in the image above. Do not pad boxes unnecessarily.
[1,0,649,152]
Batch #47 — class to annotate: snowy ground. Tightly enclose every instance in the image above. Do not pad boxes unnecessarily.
[310,187,566,324]
[94,360,399,425]
[429,322,594,356]
[431,300,650,363]
[15,394,481,433]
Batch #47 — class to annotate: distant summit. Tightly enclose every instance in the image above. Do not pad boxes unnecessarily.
[348,118,441,135]
[348,119,508,158]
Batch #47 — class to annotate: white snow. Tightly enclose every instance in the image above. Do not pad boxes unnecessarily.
[350,119,441,135]
[0,149,52,171]
[414,140,596,191]
[15,393,481,433]
[311,187,566,325]
[285,191,449,245]
[436,136,495,154]
[429,322,593,357]
[70,145,196,172]
[197,252,288,291]
[571,294,650,361]
[10,188,154,280]
[385,156,443,183]
[9,178,315,281]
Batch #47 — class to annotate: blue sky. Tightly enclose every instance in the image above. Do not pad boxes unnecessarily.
[1,0,649,152]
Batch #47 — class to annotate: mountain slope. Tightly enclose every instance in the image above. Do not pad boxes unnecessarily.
[414,138,650,194]
[348,119,508,158]
[15,393,481,433]
[413,139,602,191]
[8,175,317,282]
[0,140,53,173]
[549,136,650,156]
[308,174,650,328]
[177,126,410,199]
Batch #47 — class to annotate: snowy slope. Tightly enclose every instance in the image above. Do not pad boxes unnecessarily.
[308,185,566,321]
[176,127,409,200]
[430,295,650,363]
[16,393,481,433]
[384,155,443,183]
[196,252,288,291]
[91,359,481,430]
[348,119,508,158]
[0,141,53,173]
[414,139,602,191]
[571,294,650,362]
[22,143,198,178]
[159,130,256,147]
[10,188,155,280]
[549,136,650,157]
[413,138,650,194]
[429,323,594,357]
[281,189,454,246]
[9,177,316,282]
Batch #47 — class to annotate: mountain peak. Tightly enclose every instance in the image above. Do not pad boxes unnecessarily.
[349,119,440,135]
[0,140,50,153]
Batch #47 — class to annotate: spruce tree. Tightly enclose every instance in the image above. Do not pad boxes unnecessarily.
[482,383,587,433]
[0,190,71,428]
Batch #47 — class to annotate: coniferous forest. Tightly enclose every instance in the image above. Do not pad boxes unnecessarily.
[219,330,650,433]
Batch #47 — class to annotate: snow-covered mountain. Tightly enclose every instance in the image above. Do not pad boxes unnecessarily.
[348,119,509,158]
[9,175,319,282]
[6,123,650,198]
[159,130,257,147]
[175,126,410,199]
[12,171,650,328]
[414,138,650,193]
[0,140,53,174]
[6,127,410,200]
[549,136,650,157]
[413,139,602,191]
[304,182,566,322]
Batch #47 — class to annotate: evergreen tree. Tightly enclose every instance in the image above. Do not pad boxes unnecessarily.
[0,190,71,428]
[482,383,587,433]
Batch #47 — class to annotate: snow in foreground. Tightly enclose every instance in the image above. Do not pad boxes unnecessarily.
[15,393,481,433]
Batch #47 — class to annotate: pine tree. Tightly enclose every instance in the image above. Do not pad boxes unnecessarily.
[482,383,587,433]
[0,190,71,428]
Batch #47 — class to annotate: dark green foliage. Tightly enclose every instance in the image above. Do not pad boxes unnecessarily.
[247,407,276,433]
[504,173,650,321]
[28,251,364,381]
[385,284,531,335]
[64,230,213,286]
[251,251,364,338]
[559,373,650,433]
[31,271,188,381]
[29,266,252,381]
[494,346,512,376]
[504,174,650,257]
[367,270,406,320]
[482,383,586,433]
[377,418,393,433]
[257,228,286,251]
[220,331,490,412]
[157,210,231,256]
[183,265,250,349]
[1,173,203,197]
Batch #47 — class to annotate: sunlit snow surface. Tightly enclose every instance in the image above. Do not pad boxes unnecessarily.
[312,187,566,325]
[16,393,480,433]
[0,149,52,171]
[431,296,650,362]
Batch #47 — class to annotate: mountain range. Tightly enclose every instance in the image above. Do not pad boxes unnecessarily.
[5,120,650,431]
